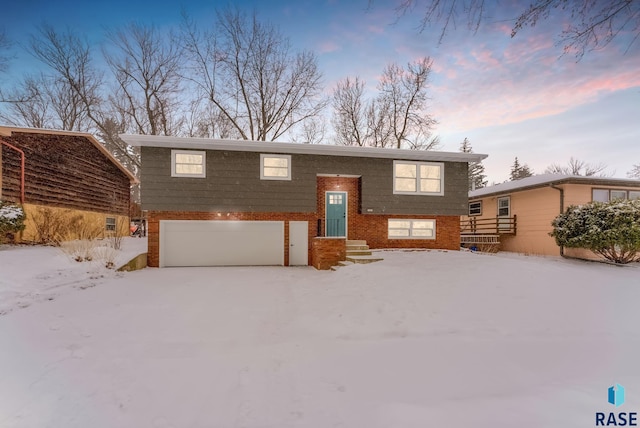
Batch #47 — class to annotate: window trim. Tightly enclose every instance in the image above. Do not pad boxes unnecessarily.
[260,154,292,181]
[171,149,206,178]
[105,217,116,232]
[468,201,482,216]
[393,161,444,196]
[497,196,511,217]
[592,188,638,202]
[388,219,436,240]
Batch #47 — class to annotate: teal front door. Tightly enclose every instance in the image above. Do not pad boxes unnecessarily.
[326,191,347,237]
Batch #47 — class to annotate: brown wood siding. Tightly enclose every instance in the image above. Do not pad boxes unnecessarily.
[1,132,130,215]
[140,147,468,215]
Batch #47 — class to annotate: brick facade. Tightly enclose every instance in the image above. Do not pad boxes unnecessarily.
[146,211,317,268]
[317,176,460,250]
[146,176,461,268]
[310,238,346,270]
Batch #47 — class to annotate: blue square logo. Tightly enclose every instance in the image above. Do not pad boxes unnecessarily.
[609,384,625,407]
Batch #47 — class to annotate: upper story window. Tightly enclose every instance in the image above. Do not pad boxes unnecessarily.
[171,150,206,178]
[261,154,291,180]
[468,201,482,216]
[592,188,640,202]
[393,161,444,195]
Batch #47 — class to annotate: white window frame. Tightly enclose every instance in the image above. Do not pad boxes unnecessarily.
[171,150,206,178]
[105,217,116,232]
[388,219,436,240]
[393,161,444,196]
[469,201,482,216]
[260,154,291,181]
[592,188,637,202]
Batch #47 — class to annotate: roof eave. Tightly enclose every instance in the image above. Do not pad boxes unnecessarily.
[119,134,488,163]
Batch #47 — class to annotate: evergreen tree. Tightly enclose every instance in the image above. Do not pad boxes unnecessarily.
[510,157,533,181]
[460,138,487,191]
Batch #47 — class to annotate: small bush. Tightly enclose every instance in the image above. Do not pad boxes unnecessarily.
[550,199,640,264]
[30,207,105,245]
[0,201,26,244]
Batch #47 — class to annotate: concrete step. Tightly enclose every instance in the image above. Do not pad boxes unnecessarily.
[346,244,369,251]
[346,250,373,256]
[330,260,355,271]
[346,240,367,246]
[346,255,384,264]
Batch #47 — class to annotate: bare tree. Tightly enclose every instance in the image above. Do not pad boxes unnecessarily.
[374,0,640,59]
[331,58,437,150]
[181,8,327,141]
[0,76,50,128]
[0,28,10,73]
[103,23,184,136]
[545,157,609,176]
[628,163,640,179]
[332,77,366,146]
[27,24,140,172]
[379,57,437,149]
[0,73,91,130]
[291,116,326,144]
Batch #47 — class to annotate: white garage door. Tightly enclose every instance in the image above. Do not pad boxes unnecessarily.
[160,220,284,267]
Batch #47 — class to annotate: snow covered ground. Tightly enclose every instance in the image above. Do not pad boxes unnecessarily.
[1,243,639,427]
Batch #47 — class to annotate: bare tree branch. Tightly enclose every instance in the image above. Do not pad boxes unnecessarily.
[103,23,184,136]
[371,0,640,59]
[180,7,327,141]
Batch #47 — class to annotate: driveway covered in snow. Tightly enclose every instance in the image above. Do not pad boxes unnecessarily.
[1,246,639,427]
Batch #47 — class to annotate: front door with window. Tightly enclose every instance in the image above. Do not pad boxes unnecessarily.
[326,191,347,237]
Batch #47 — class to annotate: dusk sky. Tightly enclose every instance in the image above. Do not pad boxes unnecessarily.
[2,0,639,183]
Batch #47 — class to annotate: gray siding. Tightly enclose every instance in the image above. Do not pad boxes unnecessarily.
[141,147,468,215]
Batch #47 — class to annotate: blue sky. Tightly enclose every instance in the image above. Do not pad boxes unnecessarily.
[2,0,639,182]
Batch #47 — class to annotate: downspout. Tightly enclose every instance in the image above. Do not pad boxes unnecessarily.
[0,139,26,204]
[550,184,564,256]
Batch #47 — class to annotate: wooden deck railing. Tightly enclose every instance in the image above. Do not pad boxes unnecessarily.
[460,215,517,235]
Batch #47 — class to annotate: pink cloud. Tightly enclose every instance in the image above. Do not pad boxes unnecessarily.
[318,40,341,54]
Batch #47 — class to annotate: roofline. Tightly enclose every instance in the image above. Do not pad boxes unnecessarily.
[470,176,640,199]
[119,134,488,163]
[1,126,138,184]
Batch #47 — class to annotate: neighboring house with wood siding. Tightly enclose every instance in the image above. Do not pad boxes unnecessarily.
[462,174,640,259]
[0,126,137,241]
[120,134,487,268]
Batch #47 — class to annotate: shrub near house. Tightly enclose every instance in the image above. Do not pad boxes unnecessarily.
[551,199,640,264]
[0,201,26,243]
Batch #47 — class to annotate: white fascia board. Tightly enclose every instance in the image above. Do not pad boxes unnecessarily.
[120,134,488,163]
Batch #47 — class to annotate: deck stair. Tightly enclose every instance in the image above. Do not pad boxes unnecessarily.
[345,240,383,264]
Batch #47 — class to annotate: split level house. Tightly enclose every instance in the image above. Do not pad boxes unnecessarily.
[462,174,640,259]
[0,126,137,242]
[120,134,487,269]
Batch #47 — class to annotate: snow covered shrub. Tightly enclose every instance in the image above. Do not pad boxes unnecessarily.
[60,239,99,262]
[0,201,26,243]
[550,199,640,264]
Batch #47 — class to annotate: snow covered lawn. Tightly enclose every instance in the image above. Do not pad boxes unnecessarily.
[1,245,639,427]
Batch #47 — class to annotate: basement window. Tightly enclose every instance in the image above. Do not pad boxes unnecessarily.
[171,150,206,178]
[388,219,436,239]
[261,154,291,180]
[106,217,116,232]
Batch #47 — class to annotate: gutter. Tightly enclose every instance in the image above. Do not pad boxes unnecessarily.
[0,139,25,204]
[550,184,564,257]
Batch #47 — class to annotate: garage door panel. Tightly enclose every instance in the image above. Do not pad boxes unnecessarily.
[160,220,284,267]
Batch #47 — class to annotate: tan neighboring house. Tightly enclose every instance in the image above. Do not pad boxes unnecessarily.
[1,126,137,242]
[462,174,640,259]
